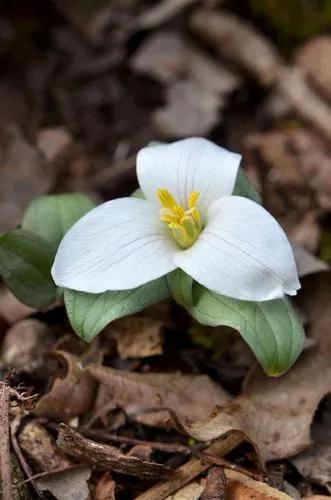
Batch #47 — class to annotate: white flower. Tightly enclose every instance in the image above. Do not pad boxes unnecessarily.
[52,137,300,301]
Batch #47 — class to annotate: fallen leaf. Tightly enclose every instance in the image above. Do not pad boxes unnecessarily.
[88,365,231,428]
[131,32,187,82]
[153,79,221,138]
[107,315,164,359]
[225,470,292,500]
[57,424,174,480]
[174,272,331,463]
[132,31,239,137]
[291,396,331,487]
[34,351,97,422]
[0,124,53,232]
[19,421,73,473]
[201,466,227,500]
[37,466,91,500]
[95,471,116,500]
[1,319,56,374]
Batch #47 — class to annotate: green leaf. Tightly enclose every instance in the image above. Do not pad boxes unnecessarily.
[22,193,95,248]
[189,284,304,376]
[167,269,194,308]
[233,168,262,204]
[0,229,57,308]
[64,277,170,342]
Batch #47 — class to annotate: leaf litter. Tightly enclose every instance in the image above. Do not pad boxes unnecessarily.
[1,0,331,499]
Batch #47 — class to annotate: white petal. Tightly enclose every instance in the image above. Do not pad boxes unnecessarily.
[137,137,241,215]
[174,196,301,301]
[52,198,177,293]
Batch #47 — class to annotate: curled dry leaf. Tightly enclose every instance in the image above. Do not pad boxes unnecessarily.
[0,124,53,232]
[95,471,116,500]
[107,315,164,359]
[88,364,230,427]
[34,350,97,422]
[1,319,56,374]
[18,421,73,473]
[37,466,91,500]
[57,424,174,480]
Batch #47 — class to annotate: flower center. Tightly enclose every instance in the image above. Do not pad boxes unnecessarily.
[157,188,202,249]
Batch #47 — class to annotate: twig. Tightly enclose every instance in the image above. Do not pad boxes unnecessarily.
[0,382,13,500]
[134,433,243,500]
[57,424,174,480]
[80,428,264,481]
[136,0,201,30]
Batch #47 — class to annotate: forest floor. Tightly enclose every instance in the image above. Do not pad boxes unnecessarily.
[0,1,331,499]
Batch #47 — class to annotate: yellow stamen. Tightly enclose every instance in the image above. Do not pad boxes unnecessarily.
[189,191,200,209]
[157,188,203,249]
[157,188,177,209]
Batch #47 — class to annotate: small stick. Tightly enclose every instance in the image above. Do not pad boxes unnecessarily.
[80,428,264,481]
[134,433,243,500]
[0,382,13,500]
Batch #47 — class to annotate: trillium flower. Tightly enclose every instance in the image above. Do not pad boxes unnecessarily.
[52,138,300,302]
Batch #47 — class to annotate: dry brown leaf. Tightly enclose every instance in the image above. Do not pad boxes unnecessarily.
[0,124,53,232]
[0,287,35,324]
[165,272,331,466]
[88,365,231,427]
[296,36,331,101]
[153,79,220,138]
[131,32,187,82]
[291,396,331,487]
[1,319,56,374]
[95,471,116,500]
[225,470,291,500]
[34,351,97,422]
[19,421,73,473]
[37,466,91,500]
[132,31,239,137]
[57,424,174,480]
[107,315,164,359]
[201,466,227,500]
[246,128,331,247]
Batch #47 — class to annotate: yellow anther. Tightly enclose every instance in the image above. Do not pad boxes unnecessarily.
[189,191,200,209]
[157,188,177,209]
[157,188,203,249]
